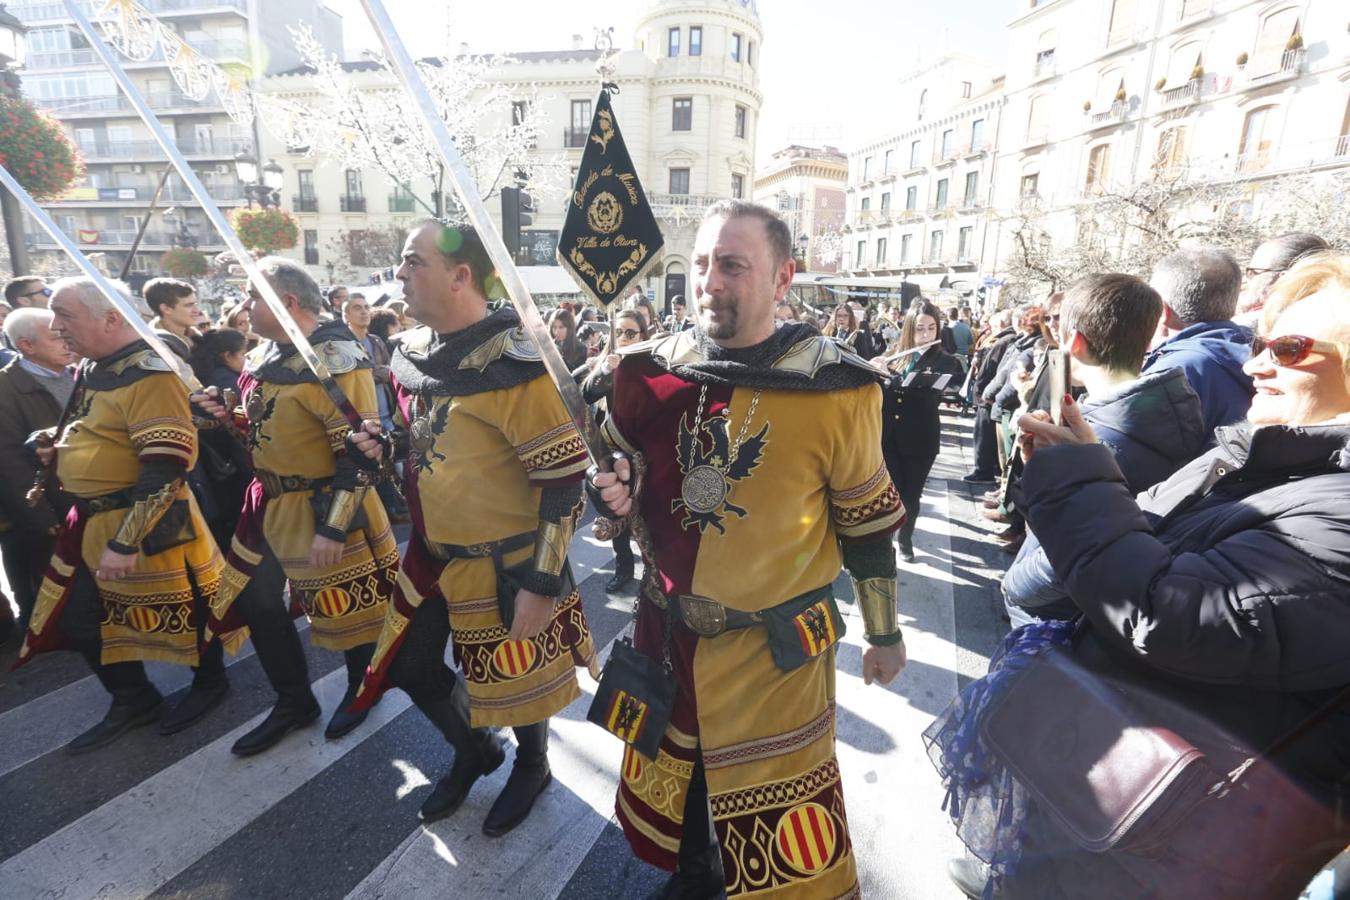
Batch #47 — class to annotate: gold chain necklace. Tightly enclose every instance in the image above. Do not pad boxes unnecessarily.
[679,383,763,516]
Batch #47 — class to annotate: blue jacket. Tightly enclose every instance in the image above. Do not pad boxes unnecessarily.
[1003,368,1206,618]
[1141,319,1253,441]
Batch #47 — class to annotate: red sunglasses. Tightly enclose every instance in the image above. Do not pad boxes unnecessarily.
[1251,334,1343,367]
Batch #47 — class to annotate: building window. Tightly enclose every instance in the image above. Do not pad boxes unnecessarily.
[1020,172,1040,199]
[1179,0,1209,18]
[1085,144,1112,193]
[730,33,743,62]
[689,26,702,56]
[883,148,894,174]
[345,169,363,198]
[963,171,979,205]
[747,41,754,67]
[1154,125,1188,177]
[909,140,922,168]
[860,197,870,211]
[304,229,318,265]
[735,104,747,139]
[1166,42,1202,87]
[918,88,927,121]
[1026,95,1047,143]
[880,192,891,213]
[731,173,744,198]
[971,118,986,150]
[961,80,972,99]
[876,237,887,265]
[567,99,592,147]
[668,27,680,57]
[1238,106,1275,172]
[958,226,973,260]
[672,97,692,131]
[856,240,866,268]
[1035,29,1056,77]
[928,230,944,262]
[935,177,949,208]
[298,170,315,199]
[1107,0,1136,45]
[905,185,917,210]
[1251,8,1300,76]
[940,129,955,158]
[511,100,530,126]
[669,168,690,194]
[862,156,873,182]
[900,233,913,263]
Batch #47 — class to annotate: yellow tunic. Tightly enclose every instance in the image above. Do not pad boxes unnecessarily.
[214,345,396,653]
[26,356,222,667]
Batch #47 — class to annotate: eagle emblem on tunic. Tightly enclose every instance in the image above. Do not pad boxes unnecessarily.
[671,408,769,534]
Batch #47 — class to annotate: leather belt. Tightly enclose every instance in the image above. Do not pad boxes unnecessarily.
[642,581,762,637]
[75,489,132,516]
[256,470,332,498]
[422,531,534,562]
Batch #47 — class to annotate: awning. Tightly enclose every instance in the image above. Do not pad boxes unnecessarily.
[518,266,583,295]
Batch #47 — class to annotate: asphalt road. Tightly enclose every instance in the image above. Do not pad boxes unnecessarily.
[0,412,1010,899]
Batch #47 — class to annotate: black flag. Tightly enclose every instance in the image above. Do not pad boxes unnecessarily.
[557,86,664,311]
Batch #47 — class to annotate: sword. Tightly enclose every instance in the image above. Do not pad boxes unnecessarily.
[65,0,365,432]
[0,163,206,509]
[358,0,605,468]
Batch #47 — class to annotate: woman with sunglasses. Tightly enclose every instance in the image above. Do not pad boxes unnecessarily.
[576,309,649,593]
[941,253,1350,900]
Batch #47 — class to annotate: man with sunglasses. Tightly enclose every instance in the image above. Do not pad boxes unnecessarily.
[1145,246,1253,441]
[4,276,52,309]
[1235,231,1330,328]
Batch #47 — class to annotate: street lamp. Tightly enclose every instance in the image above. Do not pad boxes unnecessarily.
[0,3,30,275]
[795,233,809,272]
[234,152,283,208]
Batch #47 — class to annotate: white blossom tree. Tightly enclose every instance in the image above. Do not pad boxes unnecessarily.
[259,27,572,219]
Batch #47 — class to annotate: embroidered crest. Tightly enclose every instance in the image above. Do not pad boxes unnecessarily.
[793,601,838,658]
[606,689,648,744]
[245,388,276,450]
[671,394,769,535]
[410,396,450,475]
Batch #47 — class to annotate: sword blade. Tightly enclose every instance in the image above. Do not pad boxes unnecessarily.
[64,0,364,429]
[0,163,202,393]
[357,0,604,468]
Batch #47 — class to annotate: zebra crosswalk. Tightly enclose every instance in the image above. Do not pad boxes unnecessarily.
[0,444,999,900]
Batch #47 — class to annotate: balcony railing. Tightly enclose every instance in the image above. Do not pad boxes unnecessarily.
[293,194,319,213]
[563,127,589,148]
[1161,80,1199,108]
[51,184,245,203]
[1090,101,1128,126]
[388,193,416,213]
[340,195,367,212]
[1024,129,1050,148]
[10,0,244,20]
[1246,48,1306,85]
[31,95,130,114]
[76,138,249,160]
[649,192,726,216]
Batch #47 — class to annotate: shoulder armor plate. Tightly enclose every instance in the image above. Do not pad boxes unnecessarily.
[459,326,541,371]
[772,335,887,379]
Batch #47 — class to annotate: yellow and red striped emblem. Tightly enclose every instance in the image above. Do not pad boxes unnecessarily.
[792,601,838,657]
[491,640,539,679]
[125,606,162,633]
[314,588,352,618]
[606,690,648,744]
[621,745,644,783]
[775,802,838,875]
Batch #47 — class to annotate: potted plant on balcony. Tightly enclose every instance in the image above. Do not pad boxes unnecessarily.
[1154,77,1167,92]
[1114,87,1128,103]
[0,95,84,199]
[1190,64,1205,81]
[1236,51,1248,67]
[1082,99,1092,113]
[230,207,299,256]
[1285,33,1303,51]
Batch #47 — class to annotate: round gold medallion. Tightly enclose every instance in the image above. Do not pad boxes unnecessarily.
[680,465,728,515]
[586,191,623,234]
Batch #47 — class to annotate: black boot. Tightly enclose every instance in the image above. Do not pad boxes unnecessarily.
[325,643,376,740]
[649,759,724,900]
[418,681,505,822]
[230,580,320,756]
[160,638,230,735]
[482,720,553,837]
[605,534,635,593]
[69,660,163,755]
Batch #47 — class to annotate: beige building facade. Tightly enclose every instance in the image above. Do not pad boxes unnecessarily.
[752,144,847,273]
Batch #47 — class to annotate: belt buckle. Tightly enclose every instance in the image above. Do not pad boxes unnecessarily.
[464,542,494,558]
[680,595,727,637]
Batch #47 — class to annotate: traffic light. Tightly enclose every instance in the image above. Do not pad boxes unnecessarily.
[501,186,535,263]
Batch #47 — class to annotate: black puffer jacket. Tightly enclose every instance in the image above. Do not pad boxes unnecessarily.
[1008,422,1350,899]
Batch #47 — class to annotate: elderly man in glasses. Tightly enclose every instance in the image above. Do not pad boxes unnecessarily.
[1235,232,1330,329]
[1145,246,1254,442]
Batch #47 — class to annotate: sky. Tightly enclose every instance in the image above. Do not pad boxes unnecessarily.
[326,0,1011,165]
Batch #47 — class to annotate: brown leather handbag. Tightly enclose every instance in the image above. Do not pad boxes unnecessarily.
[980,645,1350,854]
